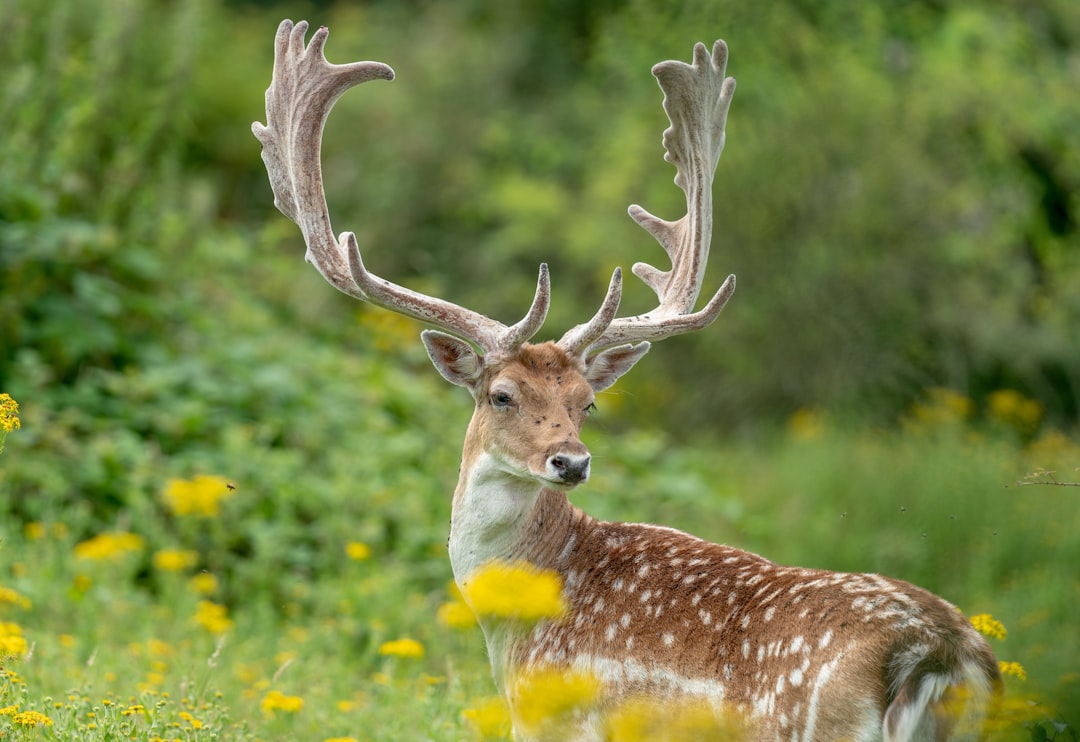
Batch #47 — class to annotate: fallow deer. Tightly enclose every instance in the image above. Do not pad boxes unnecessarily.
[253,20,1001,741]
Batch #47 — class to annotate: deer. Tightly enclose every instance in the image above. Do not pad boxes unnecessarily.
[252,19,1001,741]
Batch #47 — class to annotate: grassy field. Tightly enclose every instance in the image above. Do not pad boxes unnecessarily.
[1,389,1077,740]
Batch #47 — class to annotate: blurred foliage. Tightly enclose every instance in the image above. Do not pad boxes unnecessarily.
[2,0,1078,431]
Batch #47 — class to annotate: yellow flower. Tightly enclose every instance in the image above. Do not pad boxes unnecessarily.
[0,623,27,659]
[987,389,1042,434]
[345,542,372,561]
[179,710,204,729]
[906,387,973,430]
[153,548,199,572]
[462,561,566,623]
[23,522,45,540]
[604,696,747,741]
[189,572,219,596]
[969,614,1007,640]
[998,661,1027,681]
[323,738,359,742]
[261,689,304,715]
[0,393,20,433]
[0,586,31,610]
[193,601,233,635]
[147,638,176,658]
[463,696,512,740]
[73,531,144,561]
[11,710,52,727]
[378,638,424,659]
[786,407,825,442]
[162,475,234,517]
[511,668,602,736]
[438,599,478,630]
[438,581,478,629]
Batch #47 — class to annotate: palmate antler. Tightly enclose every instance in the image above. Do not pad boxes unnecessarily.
[558,41,737,357]
[252,20,735,363]
[251,20,552,357]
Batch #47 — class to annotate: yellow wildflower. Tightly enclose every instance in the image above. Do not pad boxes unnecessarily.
[969,614,1007,640]
[463,696,512,740]
[462,561,566,623]
[0,622,27,658]
[179,710,204,729]
[511,667,602,736]
[987,389,1042,434]
[605,696,748,741]
[998,661,1027,681]
[189,572,219,595]
[193,601,233,635]
[11,710,52,727]
[0,393,20,433]
[906,387,973,430]
[438,581,478,629]
[438,598,478,630]
[152,548,198,572]
[73,531,144,561]
[23,522,45,540]
[378,638,424,659]
[162,475,234,517]
[261,689,304,715]
[147,638,176,658]
[324,738,359,742]
[0,586,30,610]
[786,407,825,442]
[345,541,372,561]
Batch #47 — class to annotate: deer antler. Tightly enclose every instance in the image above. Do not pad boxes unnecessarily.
[251,20,550,356]
[559,40,737,357]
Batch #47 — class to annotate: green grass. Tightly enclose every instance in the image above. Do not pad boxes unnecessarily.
[1,392,1077,739]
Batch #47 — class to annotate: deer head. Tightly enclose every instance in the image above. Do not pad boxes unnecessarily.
[252,21,734,501]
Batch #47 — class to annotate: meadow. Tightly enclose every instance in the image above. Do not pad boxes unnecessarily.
[1,386,1078,739]
[2,0,1079,738]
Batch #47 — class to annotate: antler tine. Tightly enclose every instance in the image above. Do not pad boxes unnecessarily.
[558,39,737,355]
[558,269,623,358]
[253,20,549,355]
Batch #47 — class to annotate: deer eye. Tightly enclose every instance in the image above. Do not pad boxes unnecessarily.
[491,391,514,409]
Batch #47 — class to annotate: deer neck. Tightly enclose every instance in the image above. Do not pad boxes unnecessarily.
[448,450,582,583]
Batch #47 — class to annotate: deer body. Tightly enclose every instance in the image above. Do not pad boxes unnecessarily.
[253,20,1001,740]
[445,342,998,740]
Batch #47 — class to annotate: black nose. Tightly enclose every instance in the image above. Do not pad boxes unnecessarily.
[548,453,590,484]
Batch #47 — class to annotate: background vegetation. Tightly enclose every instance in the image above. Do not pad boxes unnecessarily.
[0,0,1077,738]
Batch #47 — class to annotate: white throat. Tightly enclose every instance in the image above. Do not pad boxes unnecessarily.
[448,451,545,582]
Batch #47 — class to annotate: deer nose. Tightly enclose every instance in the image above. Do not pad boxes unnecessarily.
[548,452,590,485]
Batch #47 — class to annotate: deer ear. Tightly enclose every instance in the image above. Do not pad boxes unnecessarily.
[583,342,650,392]
[421,330,484,390]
